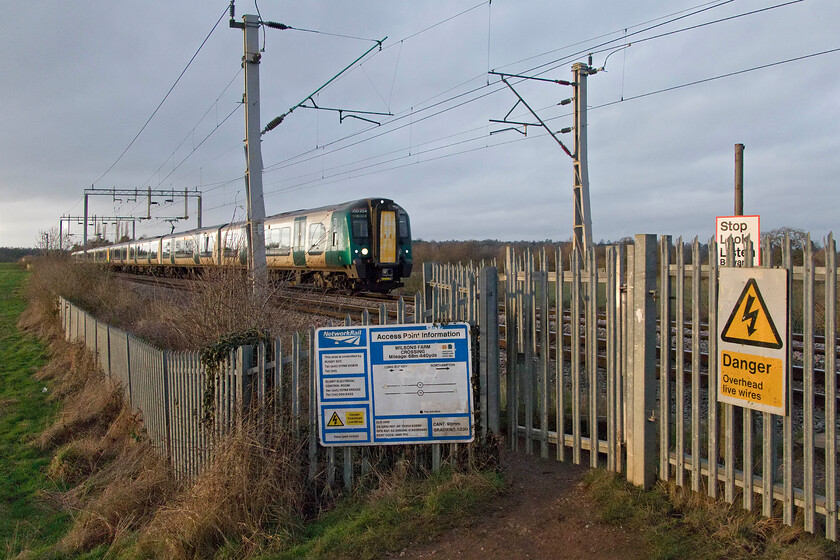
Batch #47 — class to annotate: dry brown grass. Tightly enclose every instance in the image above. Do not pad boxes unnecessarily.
[138,269,292,350]
[30,335,177,556]
[37,374,123,451]
[137,419,307,559]
[35,341,177,556]
[56,437,175,553]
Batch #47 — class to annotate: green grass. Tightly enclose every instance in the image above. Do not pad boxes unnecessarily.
[255,469,504,560]
[0,263,70,557]
[585,469,840,560]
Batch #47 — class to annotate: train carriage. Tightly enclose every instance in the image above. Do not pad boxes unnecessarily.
[71,197,411,292]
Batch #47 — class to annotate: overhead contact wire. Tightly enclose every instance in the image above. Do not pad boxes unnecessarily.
[92,5,229,186]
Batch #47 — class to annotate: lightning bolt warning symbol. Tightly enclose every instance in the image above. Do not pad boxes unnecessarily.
[741,295,759,336]
[721,278,783,349]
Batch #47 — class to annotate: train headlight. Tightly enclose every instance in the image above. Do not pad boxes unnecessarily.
[361,247,369,256]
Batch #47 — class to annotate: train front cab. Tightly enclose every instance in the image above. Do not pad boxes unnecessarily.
[349,199,412,291]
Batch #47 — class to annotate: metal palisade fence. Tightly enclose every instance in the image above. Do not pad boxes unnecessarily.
[499,233,837,542]
[57,231,838,542]
[57,266,501,487]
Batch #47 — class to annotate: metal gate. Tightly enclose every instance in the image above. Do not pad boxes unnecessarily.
[499,233,838,542]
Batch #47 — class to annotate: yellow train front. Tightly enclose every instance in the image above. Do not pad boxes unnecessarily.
[75,198,412,293]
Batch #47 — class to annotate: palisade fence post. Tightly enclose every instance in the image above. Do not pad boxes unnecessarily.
[308,328,318,484]
[628,233,658,489]
[105,325,112,378]
[161,349,173,465]
[423,262,433,317]
[125,331,133,408]
[478,267,500,438]
[236,346,254,429]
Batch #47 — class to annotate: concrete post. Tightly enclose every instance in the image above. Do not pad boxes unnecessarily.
[241,15,268,283]
[572,63,594,258]
[478,266,500,437]
[627,234,658,488]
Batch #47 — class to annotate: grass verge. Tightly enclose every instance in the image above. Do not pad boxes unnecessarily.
[0,263,69,556]
[261,467,504,560]
[585,469,840,560]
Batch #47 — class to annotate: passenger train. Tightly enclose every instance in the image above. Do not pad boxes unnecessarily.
[72,198,413,292]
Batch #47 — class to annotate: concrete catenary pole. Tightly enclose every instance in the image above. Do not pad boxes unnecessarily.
[572,63,594,258]
[237,14,268,283]
[83,193,89,257]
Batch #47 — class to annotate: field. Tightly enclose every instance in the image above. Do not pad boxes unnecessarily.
[0,263,68,556]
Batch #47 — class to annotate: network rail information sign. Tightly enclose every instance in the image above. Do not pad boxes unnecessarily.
[315,323,474,447]
[717,268,788,415]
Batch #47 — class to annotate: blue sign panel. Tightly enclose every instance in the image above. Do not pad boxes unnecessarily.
[315,323,474,447]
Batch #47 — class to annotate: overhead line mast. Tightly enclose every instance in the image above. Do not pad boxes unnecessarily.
[489,62,597,257]
[231,11,269,283]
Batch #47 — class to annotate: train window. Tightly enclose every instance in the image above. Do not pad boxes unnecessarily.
[352,216,369,239]
[294,220,305,253]
[162,240,171,259]
[150,242,159,259]
[200,235,214,257]
[266,227,290,257]
[278,227,291,256]
[266,228,280,250]
[266,227,292,257]
[308,223,326,253]
[223,231,242,257]
[398,211,410,239]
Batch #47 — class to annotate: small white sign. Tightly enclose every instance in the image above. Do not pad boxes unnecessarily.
[716,215,760,266]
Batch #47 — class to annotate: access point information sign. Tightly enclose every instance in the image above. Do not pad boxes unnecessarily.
[315,323,474,447]
[717,268,788,415]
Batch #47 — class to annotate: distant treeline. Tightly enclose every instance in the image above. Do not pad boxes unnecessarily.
[0,247,35,262]
[411,238,634,270]
[412,228,825,269]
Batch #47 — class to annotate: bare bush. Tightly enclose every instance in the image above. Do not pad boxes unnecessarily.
[141,269,292,350]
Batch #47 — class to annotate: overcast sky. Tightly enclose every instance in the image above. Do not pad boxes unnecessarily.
[1,0,838,248]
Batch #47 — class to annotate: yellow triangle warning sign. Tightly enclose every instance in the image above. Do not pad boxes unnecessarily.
[721,278,783,349]
[327,412,344,427]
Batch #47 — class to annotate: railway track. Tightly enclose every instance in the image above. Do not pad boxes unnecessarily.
[115,272,838,406]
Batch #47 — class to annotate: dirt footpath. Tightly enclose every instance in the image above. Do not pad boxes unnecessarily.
[398,451,649,560]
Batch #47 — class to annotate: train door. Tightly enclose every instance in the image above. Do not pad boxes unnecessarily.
[379,210,397,264]
[293,217,307,266]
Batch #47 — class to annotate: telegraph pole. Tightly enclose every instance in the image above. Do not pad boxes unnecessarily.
[734,143,744,215]
[231,13,268,283]
[572,63,594,257]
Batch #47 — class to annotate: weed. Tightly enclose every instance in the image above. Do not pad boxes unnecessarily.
[584,469,840,560]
